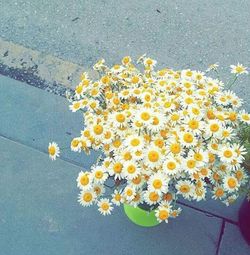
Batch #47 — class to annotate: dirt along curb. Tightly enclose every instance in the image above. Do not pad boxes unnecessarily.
[0,37,97,96]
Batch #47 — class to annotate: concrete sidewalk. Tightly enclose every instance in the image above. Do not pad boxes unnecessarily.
[0,75,249,254]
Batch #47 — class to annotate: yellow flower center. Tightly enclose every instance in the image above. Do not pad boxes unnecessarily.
[94,186,101,195]
[95,171,103,179]
[235,170,243,180]
[153,117,160,125]
[101,203,109,211]
[235,66,244,73]
[114,194,121,201]
[101,76,110,84]
[93,125,103,135]
[171,113,180,121]
[227,178,237,188]
[122,56,130,64]
[146,59,153,65]
[132,176,142,185]
[229,112,237,121]
[127,165,136,174]
[149,192,159,202]
[188,120,199,129]
[73,102,81,110]
[200,168,208,176]
[192,108,200,115]
[210,124,219,132]
[154,139,164,148]
[116,113,125,123]
[170,143,181,154]
[223,150,233,158]
[75,85,83,94]
[71,139,79,148]
[186,70,193,77]
[185,97,193,104]
[187,159,196,168]
[180,185,190,193]
[242,114,250,121]
[215,188,224,197]
[83,192,92,202]
[113,139,122,148]
[126,189,133,196]
[123,152,132,160]
[159,210,169,220]
[83,130,90,137]
[194,153,203,161]
[113,162,123,173]
[80,175,89,186]
[48,146,56,156]
[131,76,139,84]
[153,179,162,189]
[135,121,143,127]
[164,101,172,108]
[148,151,160,162]
[211,143,218,150]
[130,138,140,147]
[213,173,220,182]
[183,133,194,143]
[141,112,150,121]
[167,162,176,170]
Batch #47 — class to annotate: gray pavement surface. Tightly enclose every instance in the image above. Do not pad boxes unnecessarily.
[0,75,249,255]
[0,0,250,107]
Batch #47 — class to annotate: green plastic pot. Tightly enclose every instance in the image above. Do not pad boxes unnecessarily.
[123,204,160,227]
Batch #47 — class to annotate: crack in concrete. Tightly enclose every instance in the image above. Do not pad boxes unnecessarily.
[215,220,226,255]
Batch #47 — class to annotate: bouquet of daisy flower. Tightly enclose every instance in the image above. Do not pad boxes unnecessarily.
[48,56,250,224]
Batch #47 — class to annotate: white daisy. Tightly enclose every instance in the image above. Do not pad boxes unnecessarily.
[148,112,166,133]
[211,186,226,200]
[123,186,136,201]
[111,190,123,206]
[144,146,163,168]
[239,110,250,124]
[218,146,237,163]
[78,189,96,207]
[230,63,248,75]
[223,194,239,206]
[175,180,195,200]
[155,202,172,223]
[179,131,197,148]
[147,173,169,195]
[143,190,161,205]
[91,166,108,184]
[206,63,219,72]
[130,192,143,207]
[223,176,239,193]
[97,198,114,215]
[193,187,206,202]
[123,161,141,180]
[205,120,223,138]
[69,100,82,112]
[108,161,124,180]
[125,134,145,152]
[76,171,93,190]
[93,184,105,197]
[48,142,60,160]
[162,156,181,176]
[110,111,128,128]
[134,108,154,126]
[183,158,200,175]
